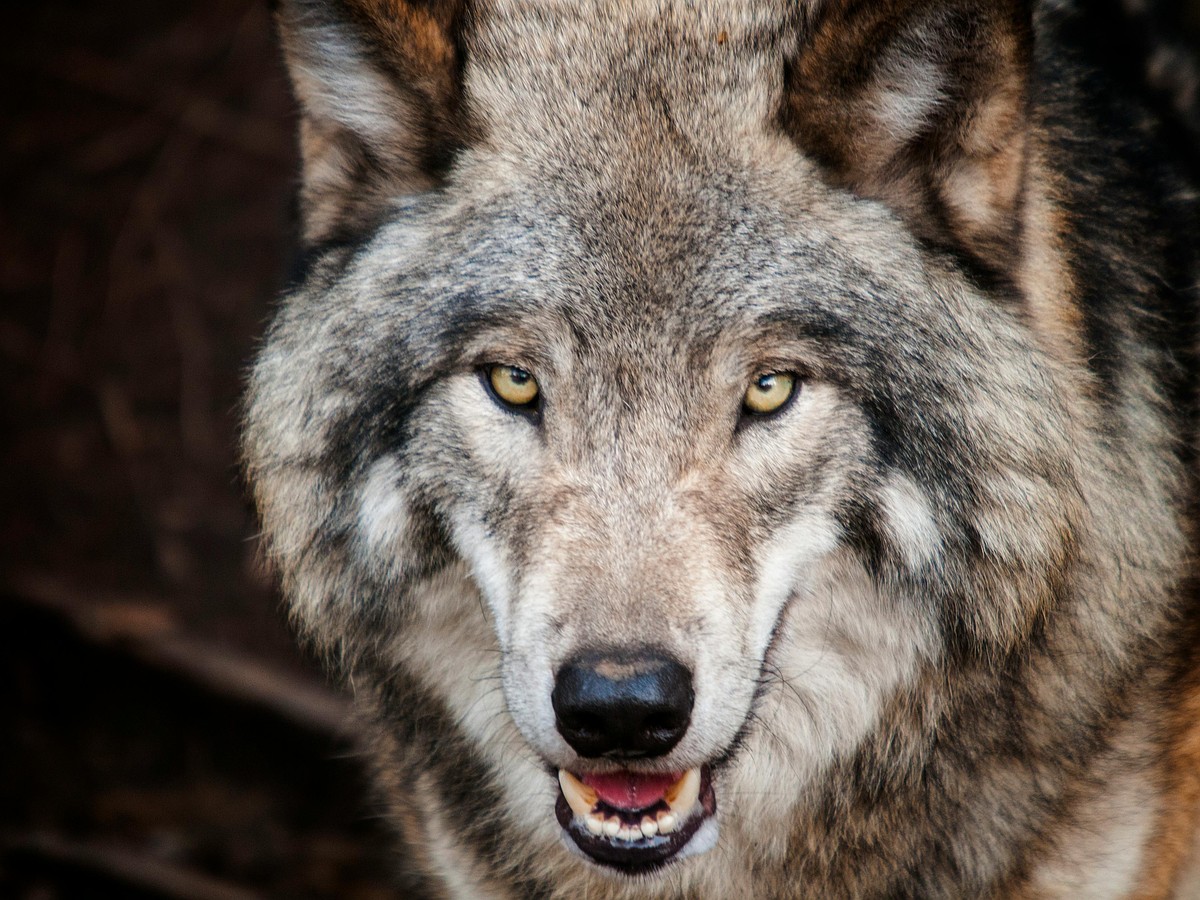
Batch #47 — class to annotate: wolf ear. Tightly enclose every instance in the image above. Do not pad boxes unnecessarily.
[278,0,471,245]
[782,0,1033,279]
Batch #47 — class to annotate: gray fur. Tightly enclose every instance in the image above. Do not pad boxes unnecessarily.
[244,0,1200,895]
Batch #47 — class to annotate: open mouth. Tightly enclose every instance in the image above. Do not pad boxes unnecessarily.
[555,765,717,874]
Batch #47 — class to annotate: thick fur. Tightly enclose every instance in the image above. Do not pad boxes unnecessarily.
[244,0,1200,896]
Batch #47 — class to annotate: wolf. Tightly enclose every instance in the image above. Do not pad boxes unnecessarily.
[243,0,1200,896]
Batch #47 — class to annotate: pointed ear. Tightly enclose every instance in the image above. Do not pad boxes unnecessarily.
[782,0,1034,279]
[278,0,472,245]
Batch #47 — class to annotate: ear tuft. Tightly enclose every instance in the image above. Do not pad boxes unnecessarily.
[783,0,1034,279]
[279,0,472,245]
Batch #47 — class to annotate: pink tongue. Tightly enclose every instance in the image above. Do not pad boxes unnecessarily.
[581,771,682,811]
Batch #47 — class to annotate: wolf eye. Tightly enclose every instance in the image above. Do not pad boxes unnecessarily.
[743,372,796,416]
[487,364,540,409]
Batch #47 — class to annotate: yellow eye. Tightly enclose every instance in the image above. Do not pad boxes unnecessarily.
[488,365,540,408]
[743,372,796,415]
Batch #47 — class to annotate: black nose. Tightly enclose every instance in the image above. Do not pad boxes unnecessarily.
[552,650,694,759]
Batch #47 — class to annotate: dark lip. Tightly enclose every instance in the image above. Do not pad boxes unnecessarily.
[554,766,717,875]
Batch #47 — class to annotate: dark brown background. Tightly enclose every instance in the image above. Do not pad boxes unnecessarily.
[1,1,393,897]
[2,2,1198,898]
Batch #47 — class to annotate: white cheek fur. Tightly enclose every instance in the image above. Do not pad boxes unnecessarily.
[879,473,942,569]
[437,372,549,641]
[730,552,934,832]
[356,456,410,560]
[388,565,558,840]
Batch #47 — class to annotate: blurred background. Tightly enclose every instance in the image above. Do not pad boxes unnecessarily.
[1,1,393,897]
[1,1,1198,898]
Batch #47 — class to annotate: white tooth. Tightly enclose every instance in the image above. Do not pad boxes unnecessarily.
[558,770,598,818]
[665,768,701,815]
[585,814,604,835]
[603,817,621,837]
[617,826,634,842]
[640,816,658,838]
[657,811,678,834]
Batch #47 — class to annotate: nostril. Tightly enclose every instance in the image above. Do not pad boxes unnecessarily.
[552,649,694,759]
[644,712,685,737]
[560,711,604,738]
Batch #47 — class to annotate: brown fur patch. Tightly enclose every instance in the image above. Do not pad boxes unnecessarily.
[280,0,474,244]
[1013,158,1088,375]
[781,0,1032,280]
[342,0,466,113]
[1134,634,1200,899]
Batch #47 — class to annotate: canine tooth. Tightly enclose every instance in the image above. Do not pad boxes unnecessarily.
[640,816,658,837]
[664,767,701,814]
[657,811,678,834]
[558,770,598,818]
[585,814,604,835]
[603,816,621,837]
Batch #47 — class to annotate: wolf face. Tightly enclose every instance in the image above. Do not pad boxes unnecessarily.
[245,0,1200,895]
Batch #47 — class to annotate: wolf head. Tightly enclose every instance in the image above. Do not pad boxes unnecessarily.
[245,0,1185,887]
